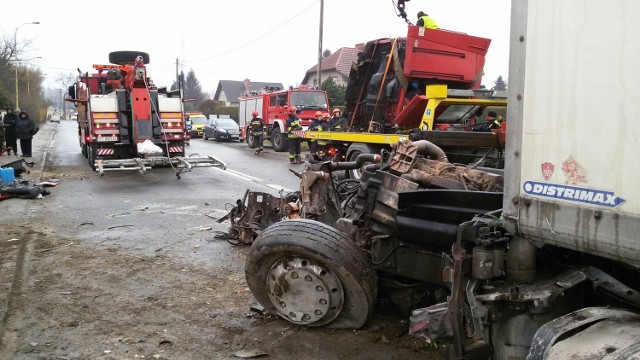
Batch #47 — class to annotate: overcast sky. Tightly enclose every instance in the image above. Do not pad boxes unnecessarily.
[3,0,511,96]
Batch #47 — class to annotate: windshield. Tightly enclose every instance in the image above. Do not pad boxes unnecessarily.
[436,105,478,124]
[290,91,328,110]
[217,119,238,128]
[189,116,207,125]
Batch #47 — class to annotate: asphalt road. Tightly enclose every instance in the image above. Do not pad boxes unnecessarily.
[0,120,441,360]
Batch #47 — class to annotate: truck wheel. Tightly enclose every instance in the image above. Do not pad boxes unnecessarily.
[81,144,88,159]
[88,146,96,171]
[346,143,379,180]
[346,150,364,180]
[108,51,150,65]
[247,132,256,148]
[271,127,288,152]
[245,219,377,329]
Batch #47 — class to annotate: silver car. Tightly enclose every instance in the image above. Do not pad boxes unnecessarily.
[203,118,240,142]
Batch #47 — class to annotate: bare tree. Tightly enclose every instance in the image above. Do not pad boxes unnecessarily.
[0,25,46,116]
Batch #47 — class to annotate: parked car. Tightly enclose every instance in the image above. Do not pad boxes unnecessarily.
[186,113,207,138]
[49,115,61,123]
[203,118,240,141]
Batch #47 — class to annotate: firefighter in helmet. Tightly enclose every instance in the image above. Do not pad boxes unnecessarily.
[286,106,304,164]
[249,111,264,154]
[308,111,329,158]
[329,108,343,131]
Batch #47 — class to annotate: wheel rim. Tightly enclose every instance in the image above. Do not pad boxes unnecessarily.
[347,151,364,180]
[267,256,344,326]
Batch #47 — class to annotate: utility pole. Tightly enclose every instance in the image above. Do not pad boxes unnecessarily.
[317,0,324,89]
[63,92,67,119]
[176,58,180,90]
[15,66,19,110]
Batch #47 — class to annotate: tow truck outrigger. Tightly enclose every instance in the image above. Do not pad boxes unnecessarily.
[67,50,226,176]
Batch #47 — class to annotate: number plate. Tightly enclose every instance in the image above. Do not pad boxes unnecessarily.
[97,136,118,142]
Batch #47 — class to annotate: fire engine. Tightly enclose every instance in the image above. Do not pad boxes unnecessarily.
[238,85,330,152]
[67,51,225,175]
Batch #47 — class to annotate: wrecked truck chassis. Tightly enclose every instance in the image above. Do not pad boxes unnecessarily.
[227,141,505,329]
[225,140,640,358]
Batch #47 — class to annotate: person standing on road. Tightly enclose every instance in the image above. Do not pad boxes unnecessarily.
[3,108,18,156]
[286,106,303,164]
[15,111,37,157]
[0,111,6,156]
[417,11,440,29]
[249,111,264,154]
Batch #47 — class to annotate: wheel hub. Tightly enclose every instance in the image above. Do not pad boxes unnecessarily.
[267,256,344,325]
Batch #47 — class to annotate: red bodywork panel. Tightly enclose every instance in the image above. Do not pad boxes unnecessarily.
[392,95,452,129]
[394,95,427,128]
[131,87,152,140]
[384,27,491,127]
[404,26,491,87]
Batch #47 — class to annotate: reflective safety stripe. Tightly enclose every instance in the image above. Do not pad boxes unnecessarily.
[96,148,115,156]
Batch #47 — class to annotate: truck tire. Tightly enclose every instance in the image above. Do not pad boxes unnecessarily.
[247,130,256,148]
[346,143,380,180]
[245,219,376,329]
[108,51,151,65]
[346,150,363,180]
[271,127,288,152]
[81,143,88,159]
[88,146,96,171]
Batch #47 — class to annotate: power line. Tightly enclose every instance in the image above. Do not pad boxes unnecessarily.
[186,1,319,64]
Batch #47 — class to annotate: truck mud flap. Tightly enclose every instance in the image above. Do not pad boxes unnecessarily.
[527,307,640,360]
[94,155,227,176]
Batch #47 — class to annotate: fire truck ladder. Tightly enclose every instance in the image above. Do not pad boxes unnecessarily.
[94,155,227,176]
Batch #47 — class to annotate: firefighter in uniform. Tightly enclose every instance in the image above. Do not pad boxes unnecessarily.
[472,110,502,132]
[286,106,304,164]
[308,111,329,159]
[417,11,440,29]
[329,108,343,131]
[249,111,264,154]
[485,110,502,130]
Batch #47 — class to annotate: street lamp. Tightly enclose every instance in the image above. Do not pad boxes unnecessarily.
[13,21,40,110]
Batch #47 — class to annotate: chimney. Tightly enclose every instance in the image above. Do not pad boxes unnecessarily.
[243,79,251,92]
[355,43,365,52]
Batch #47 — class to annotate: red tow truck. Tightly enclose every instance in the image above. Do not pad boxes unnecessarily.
[295,25,507,178]
[67,51,225,175]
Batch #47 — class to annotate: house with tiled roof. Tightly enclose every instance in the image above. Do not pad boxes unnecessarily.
[302,45,364,87]
[213,79,284,106]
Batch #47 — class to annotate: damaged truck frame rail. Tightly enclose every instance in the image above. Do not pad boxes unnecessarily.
[223,0,640,355]
[67,50,226,176]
